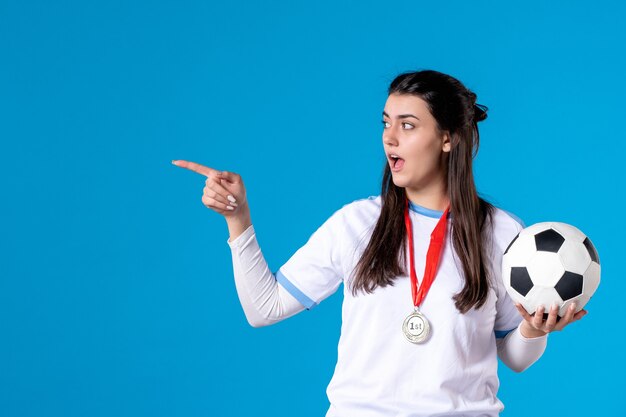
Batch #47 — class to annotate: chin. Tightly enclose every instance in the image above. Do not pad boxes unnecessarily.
[391,176,409,188]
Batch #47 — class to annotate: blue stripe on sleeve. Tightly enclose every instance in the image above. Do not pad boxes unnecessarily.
[495,327,517,339]
[274,269,318,310]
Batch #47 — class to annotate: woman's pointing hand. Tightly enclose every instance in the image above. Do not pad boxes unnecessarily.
[172,159,247,217]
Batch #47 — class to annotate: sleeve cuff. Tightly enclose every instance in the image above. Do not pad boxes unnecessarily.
[226,224,256,248]
[516,325,549,342]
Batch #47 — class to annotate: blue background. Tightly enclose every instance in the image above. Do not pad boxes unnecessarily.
[2,0,624,416]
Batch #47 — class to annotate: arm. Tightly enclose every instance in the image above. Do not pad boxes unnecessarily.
[496,325,548,373]
[170,161,305,327]
[498,301,587,372]
[226,208,306,328]
[493,215,548,373]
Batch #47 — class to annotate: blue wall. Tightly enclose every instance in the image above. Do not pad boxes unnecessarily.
[1,0,623,415]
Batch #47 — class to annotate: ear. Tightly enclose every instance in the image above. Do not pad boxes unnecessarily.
[442,131,451,153]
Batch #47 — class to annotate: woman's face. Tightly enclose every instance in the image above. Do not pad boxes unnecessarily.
[382,93,451,191]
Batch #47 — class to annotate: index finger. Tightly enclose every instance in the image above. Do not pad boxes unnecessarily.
[172,160,218,177]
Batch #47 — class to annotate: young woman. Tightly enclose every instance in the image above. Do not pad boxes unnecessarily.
[172,69,587,417]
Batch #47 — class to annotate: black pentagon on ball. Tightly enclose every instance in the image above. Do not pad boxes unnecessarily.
[583,236,600,264]
[504,232,520,255]
[535,229,565,253]
[510,266,534,297]
[554,271,584,300]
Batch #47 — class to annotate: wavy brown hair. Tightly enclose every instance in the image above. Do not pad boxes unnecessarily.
[349,69,497,314]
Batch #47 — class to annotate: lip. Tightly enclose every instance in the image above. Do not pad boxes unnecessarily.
[387,151,402,160]
[389,155,405,172]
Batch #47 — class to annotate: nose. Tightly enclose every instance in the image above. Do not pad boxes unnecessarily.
[383,130,398,147]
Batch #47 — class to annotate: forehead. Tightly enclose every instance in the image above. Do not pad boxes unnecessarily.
[383,93,431,118]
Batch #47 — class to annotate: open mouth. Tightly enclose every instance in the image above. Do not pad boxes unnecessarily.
[390,155,405,170]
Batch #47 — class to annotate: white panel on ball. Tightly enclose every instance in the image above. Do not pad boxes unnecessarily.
[503,233,536,266]
[552,222,587,243]
[582,262,601,298]
[524,285,563,313]
[527,252,565,288]
[558,239,591,275]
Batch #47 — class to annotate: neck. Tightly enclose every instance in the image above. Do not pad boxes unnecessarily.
[405,187,450,212]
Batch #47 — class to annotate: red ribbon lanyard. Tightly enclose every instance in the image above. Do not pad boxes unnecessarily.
[403,196,450,309]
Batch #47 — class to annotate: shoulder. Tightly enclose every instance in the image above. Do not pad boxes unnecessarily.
[337,194,382,217]
[491,205,525,228]
[325,194,382,236]
[487,204,526,253]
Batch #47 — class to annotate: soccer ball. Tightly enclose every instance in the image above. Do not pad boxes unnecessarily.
[502,222,600,320]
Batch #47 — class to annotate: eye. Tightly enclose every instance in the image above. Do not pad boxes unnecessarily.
[381,120,414,129]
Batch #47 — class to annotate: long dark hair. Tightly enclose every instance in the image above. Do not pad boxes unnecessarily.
[349,69,496,314]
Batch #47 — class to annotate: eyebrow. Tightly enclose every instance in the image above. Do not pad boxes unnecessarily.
[382,111,420,121]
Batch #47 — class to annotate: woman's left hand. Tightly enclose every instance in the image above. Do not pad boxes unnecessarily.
[514,302,588,338]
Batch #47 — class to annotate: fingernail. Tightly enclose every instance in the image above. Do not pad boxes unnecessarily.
[570,303,576,310]
[227,195,237,203]
[171,160,178,165]
[226,206,234,210]
[552,301,559,310]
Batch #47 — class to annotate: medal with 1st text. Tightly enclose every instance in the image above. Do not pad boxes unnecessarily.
[401,196,450,344]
